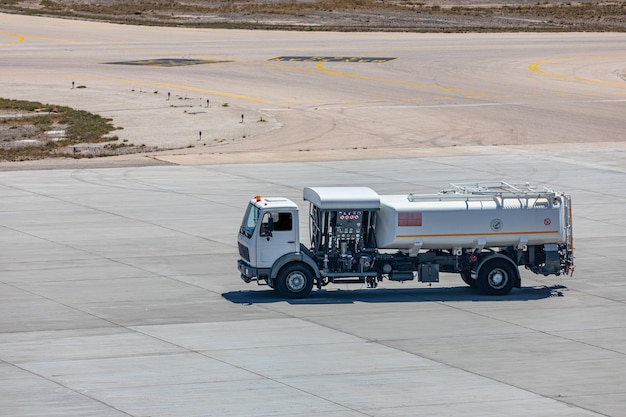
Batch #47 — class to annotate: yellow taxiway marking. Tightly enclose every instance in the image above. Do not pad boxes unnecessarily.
[152,82,269,103]
[0,33,25,46]
[9,72,270,104]
[315,61,486,97]
[529,56,626,88]
[92,77,271,103]
[0,31,267,103]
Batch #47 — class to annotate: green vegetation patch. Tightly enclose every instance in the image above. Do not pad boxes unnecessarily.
[0,98,118,161]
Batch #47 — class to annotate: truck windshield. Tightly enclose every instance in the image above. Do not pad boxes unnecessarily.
[240,203,260,238]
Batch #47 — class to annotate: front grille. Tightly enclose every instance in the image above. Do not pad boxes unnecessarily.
[238,242,250,262]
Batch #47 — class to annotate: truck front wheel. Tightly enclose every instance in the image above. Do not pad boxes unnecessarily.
[460,271,477,288]
[477,259,516,296]
[276,264,314,299]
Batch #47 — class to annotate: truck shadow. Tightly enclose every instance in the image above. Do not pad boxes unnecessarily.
[222,285,566,305]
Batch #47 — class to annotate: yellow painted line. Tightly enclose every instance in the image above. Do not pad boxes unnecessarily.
[95,77,271,103]
[0,33,25,46]
[529,56,626,88]
[0,33,264,101]
[8,33,202,55]
[0,32,264,103]
[316,61,486,97]
[397,230,559,239]
[151,82,269,103]
[9,73,269,104]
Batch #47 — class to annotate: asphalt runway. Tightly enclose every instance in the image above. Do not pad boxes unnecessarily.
[1,12,626,417]
[2,153,626,417]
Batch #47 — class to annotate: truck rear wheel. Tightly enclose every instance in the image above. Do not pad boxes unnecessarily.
[276,264,314,299]
[477,259,515,296]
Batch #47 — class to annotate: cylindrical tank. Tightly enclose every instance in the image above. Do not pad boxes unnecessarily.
[375,194,567,250]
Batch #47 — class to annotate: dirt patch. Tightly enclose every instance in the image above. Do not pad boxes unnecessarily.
[2,0,626,32]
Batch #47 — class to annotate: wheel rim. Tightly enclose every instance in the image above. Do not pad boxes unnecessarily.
[286,271,307,292]
[487,268,509,290]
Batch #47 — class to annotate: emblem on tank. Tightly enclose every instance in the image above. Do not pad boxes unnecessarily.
[490,218,503,231]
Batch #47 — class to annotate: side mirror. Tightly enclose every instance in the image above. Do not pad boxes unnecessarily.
[260,216,274,239]
[266,216,274,239]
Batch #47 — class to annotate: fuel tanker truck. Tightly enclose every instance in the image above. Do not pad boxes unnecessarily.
[237,182,574,298]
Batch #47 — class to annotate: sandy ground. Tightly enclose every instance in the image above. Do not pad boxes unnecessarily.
[0,15,625,170]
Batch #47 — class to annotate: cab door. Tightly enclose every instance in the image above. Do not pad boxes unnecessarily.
[256,210,298,268]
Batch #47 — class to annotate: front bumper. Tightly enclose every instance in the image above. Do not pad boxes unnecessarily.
[237,259,257,283]
[238,259,272,285]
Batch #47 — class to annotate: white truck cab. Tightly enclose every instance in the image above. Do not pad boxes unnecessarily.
[238,196,302,280]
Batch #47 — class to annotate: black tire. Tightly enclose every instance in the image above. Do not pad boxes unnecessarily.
[276,264,314,299]
[460,270,477,288]
[477,259,516,296]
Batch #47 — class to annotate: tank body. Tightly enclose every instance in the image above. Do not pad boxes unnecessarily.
[375,194,566,250]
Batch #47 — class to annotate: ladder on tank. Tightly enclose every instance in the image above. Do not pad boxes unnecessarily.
[447,181,558,199]
[407,181,562,207]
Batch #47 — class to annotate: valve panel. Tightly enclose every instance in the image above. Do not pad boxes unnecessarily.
[336,210,362,241]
